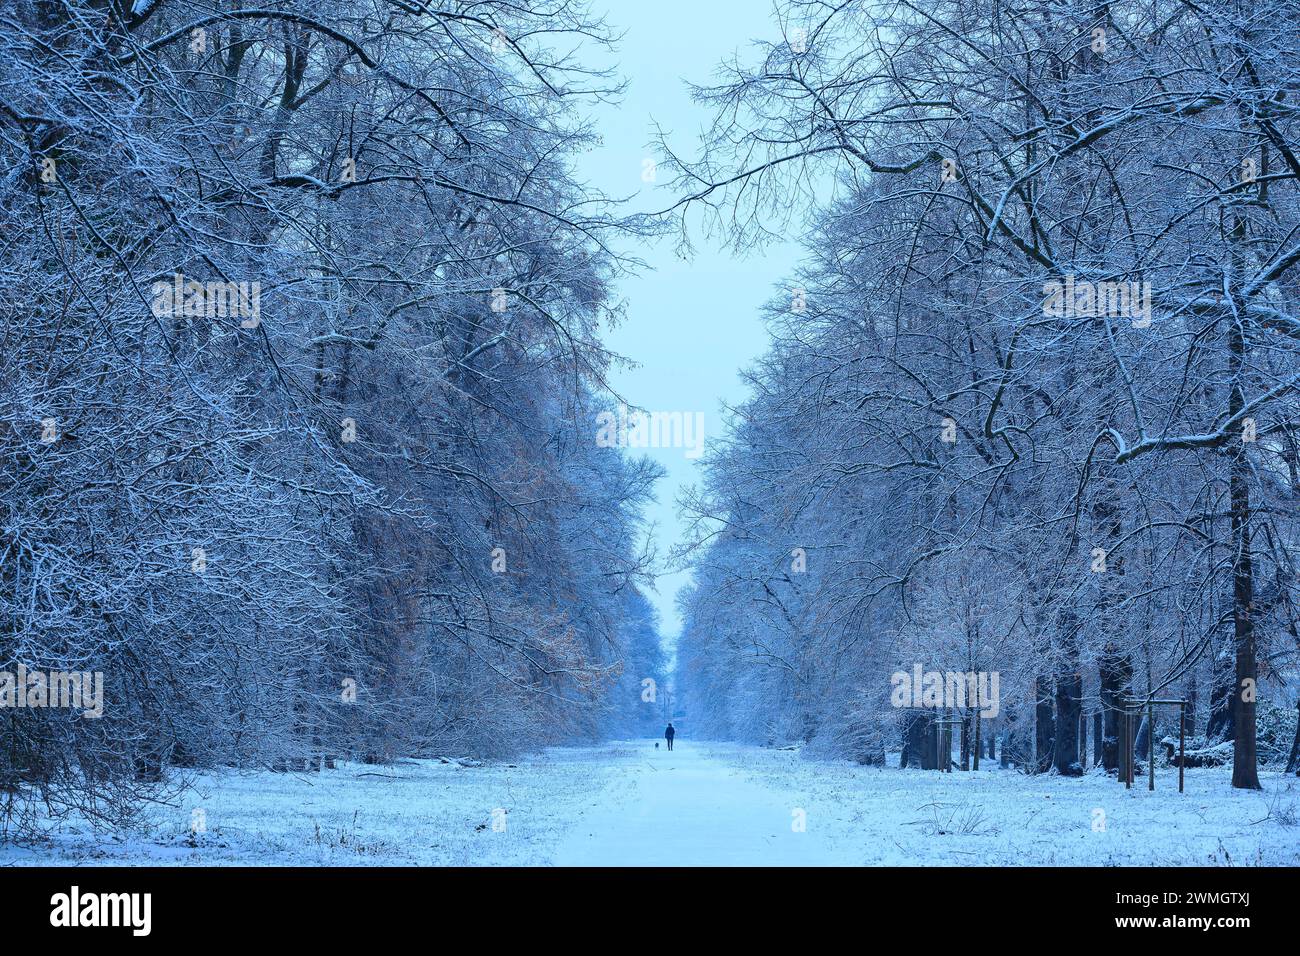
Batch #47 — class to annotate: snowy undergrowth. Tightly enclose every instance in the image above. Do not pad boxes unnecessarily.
[0,744,634,866]
[1,742,1295,866]
[728,746,1300,866]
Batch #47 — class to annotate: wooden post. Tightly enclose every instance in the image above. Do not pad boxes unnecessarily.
[1178,701,1186,793]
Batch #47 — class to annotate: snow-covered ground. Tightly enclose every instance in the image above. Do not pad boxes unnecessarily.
[3,742,1297,866]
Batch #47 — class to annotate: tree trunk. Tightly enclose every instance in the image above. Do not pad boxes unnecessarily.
[903,712,934,769]
[1285,702,1300,776]
[960,715,971,771]
[1206,646,1236,741]
[1135,714,1150,758]
[1002,704,1025,768]
[1099,651,1132,772]
[1052,663,1083,775]
[928,715,942,770]
[1228,290,1262,790]
[1034,675,1054,774]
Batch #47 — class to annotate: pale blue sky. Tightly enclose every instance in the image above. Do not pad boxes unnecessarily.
[571,1,807,641]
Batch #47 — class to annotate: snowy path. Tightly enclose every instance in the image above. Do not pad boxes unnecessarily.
[3,740,1297,866]
[552,742,852,866]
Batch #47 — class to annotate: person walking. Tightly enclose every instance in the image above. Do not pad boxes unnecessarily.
[664,722,676,751]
